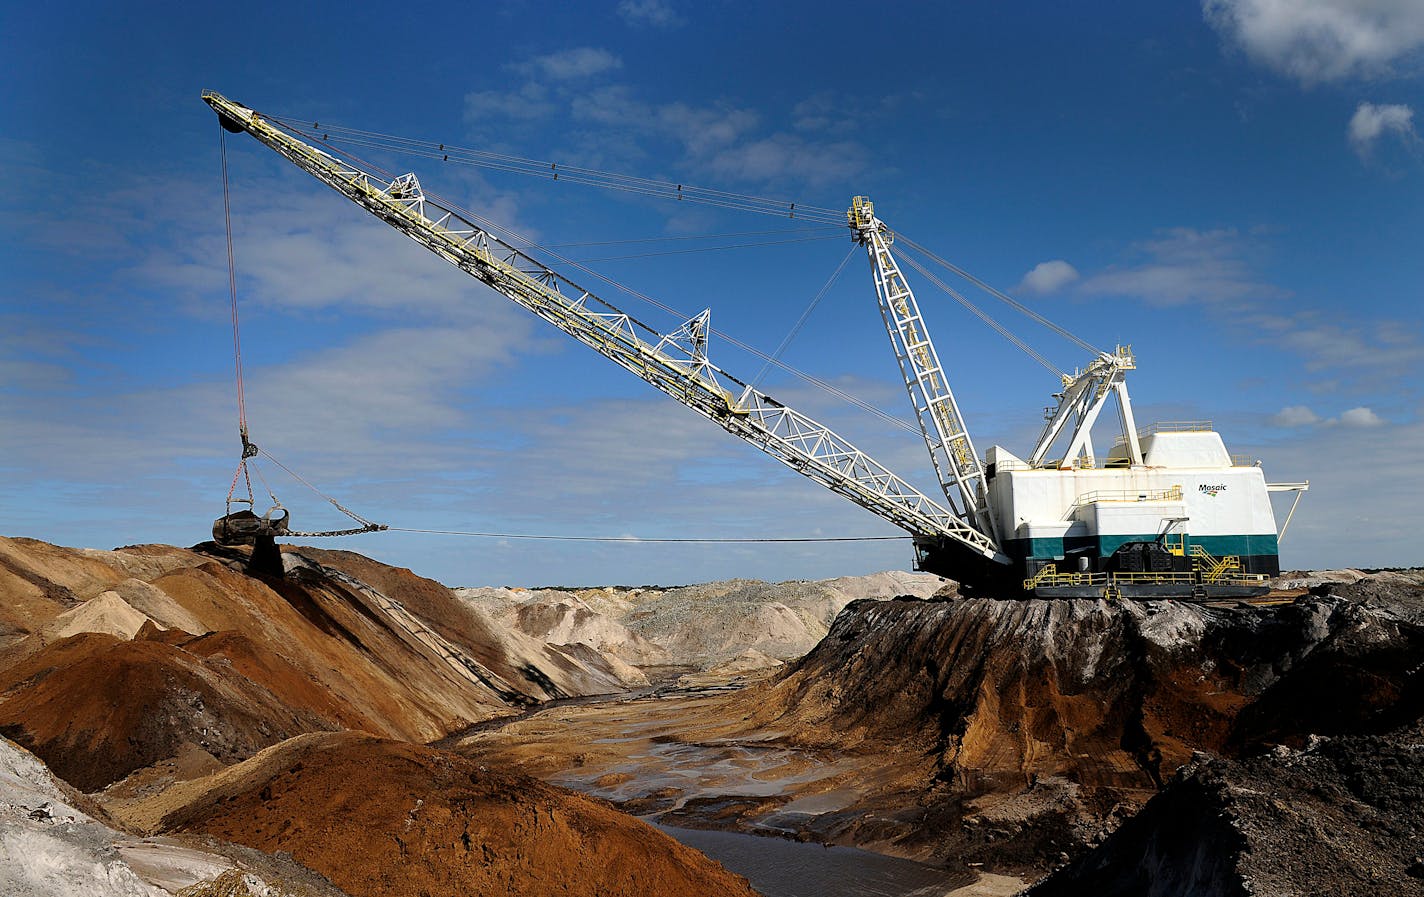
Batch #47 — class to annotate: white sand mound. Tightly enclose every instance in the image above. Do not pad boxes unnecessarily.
[44,591,155,642]
[110,578,206,636]
[456,571,947,671]
[0,736,283,896]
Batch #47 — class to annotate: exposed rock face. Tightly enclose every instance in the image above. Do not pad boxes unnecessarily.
[456,570,947,672]
[731,572,1424,870]
[141,731,759,897]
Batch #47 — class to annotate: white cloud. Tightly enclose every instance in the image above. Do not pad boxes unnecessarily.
[1204,0,1424,84]
[1334,405,1385,426]
[464,82,556,124]
[1268,404,1388,427]
[1347,101,1418,157]
[514,47,623,81]
[1248,311,1424,376]
[1017,260,1080,295]
[464,66,872,189]
[1272,404,1322,426]
[1084,228,1421,389]
[1080,228,1284,306]
[617,0,685,29]
[1239,418,1423,569]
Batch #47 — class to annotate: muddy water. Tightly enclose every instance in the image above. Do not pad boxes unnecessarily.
[658,826,966,897]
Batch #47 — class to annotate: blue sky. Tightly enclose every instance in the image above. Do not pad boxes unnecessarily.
[2,1,1421,586]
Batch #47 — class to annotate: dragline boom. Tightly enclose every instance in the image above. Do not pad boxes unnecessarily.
[202,92,1006,565]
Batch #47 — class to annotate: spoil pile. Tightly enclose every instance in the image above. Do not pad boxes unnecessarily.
[1026,722,1424,897]
[0,535,643,793]
[138,731,758,897]
[718,571,1424,871]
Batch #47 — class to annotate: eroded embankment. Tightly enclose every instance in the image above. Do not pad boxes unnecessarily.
[460,572,1424,883]
[722,574,1424,871]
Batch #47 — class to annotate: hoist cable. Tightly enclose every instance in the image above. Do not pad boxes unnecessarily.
[268,117,846,224]
[383,527,907,543]
[220,132,251,448]
[897,250,1064,378]
[750,245,857,391]
[897,233,1103,357]
[217,125,385,538]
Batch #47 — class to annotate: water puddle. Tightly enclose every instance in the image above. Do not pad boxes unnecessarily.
[657,825,966,897]
[552,738,859,813]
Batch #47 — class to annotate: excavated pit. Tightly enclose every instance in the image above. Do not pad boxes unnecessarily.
[1,531,1420,896]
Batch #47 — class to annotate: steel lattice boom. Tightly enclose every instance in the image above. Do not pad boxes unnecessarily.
[848,198,995,540]
[203,92,1005,564]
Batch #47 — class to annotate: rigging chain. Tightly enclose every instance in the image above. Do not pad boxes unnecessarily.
[218,128,386,538]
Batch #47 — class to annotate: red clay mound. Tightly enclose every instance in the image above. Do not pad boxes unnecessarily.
[165,733,759,897]
[0,627,345,791]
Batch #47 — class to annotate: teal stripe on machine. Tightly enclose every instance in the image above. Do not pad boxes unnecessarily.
[1188,533,1280,557]
[1012,533,1279,561]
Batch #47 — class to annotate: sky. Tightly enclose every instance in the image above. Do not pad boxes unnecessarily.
[2,1,1421,586]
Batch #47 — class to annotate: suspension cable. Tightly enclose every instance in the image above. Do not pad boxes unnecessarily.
[897,233,1103,357]
[750,244,856,391]
[268,115,847,224]
[573,232,841,263]
[274,114,1100,374]
[301,135,925,439]
[383,527,906,543]
[220,132,252,453]
[896,249,1065,378]
[549,225,840,249]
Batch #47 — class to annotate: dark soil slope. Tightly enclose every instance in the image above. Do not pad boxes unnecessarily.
[1026,722,1424,897]
[159,732,760,897]
[731,572,1424,871]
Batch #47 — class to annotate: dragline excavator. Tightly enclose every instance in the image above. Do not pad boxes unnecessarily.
[203,91,1307,599]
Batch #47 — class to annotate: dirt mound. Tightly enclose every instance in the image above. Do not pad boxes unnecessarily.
[0,538,174,652]
[148,732,757,897]
[0,536,654,793]
[1026,720,1424,897]
[717,572,1424,871]
[0,627,343,791]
